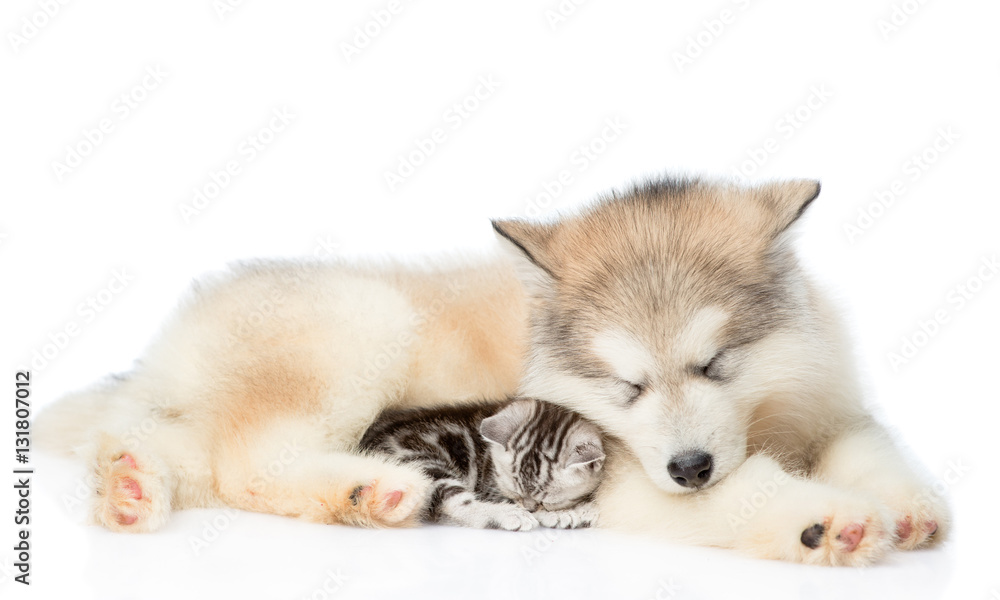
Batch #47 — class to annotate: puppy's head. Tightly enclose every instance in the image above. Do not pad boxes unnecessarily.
[494,177,821,493]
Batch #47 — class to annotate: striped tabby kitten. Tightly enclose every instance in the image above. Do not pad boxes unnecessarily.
[358,398,604,531]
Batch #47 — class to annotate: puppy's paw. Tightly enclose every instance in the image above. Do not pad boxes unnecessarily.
[349,480,424,527]
[93,451,171,533]
[796,497,894,567]
[734,478,895,567]
[881,487,950,550]
[339,465,430,528]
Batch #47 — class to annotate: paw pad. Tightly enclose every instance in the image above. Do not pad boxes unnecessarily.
[801,523,826,549]
[116,512,139,526]
[348,484,406,515]
[349,485,369,506]
[96,451,162,531]
[381,489,403,511]
[924,520,939,536]
[117,477,143,500]
[893,512,942,549]
[896,516,913,541]
[836,523,865,553]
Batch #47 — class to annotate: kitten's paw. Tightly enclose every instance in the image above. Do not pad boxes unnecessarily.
[535,503,598,529]
[485,506,539,532]
[93,451,170,533]
[796,498,894,567]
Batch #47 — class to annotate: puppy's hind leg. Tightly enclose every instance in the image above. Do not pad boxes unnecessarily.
[215,444,431,528]
[36,378,197,533]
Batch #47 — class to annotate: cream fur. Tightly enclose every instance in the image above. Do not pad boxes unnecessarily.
[34,178,950,566]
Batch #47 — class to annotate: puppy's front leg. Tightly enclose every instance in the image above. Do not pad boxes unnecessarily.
[812,420,952,550]
[597,451,895,566]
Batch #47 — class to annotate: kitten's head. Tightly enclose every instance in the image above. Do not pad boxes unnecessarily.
[480,398,605,511]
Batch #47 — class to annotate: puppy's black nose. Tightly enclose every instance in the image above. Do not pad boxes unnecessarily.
[667,451,713,488]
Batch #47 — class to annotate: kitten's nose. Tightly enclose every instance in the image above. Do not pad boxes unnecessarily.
[521,498,539,511]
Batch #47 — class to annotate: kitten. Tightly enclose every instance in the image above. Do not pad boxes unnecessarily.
[358,398,604,531]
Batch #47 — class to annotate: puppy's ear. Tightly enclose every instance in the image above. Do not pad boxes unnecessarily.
[480,399,536,448]
[757,179,821,238]
[491,219,558,294]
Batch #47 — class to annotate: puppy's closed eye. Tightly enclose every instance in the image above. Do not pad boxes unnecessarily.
[618,379,645,404]
[696,350,727,381]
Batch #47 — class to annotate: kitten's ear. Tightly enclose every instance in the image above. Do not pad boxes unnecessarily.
[756,179,821,238]
[566,443,605,471]
[480,399,536,448]
[565,423,605,471]
[491,219,558,295]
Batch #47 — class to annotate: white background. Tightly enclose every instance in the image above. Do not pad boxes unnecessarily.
[2,0,998,598]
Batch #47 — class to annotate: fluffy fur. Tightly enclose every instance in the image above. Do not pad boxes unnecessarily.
[359,398,603,530]
[34,176,950,565]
